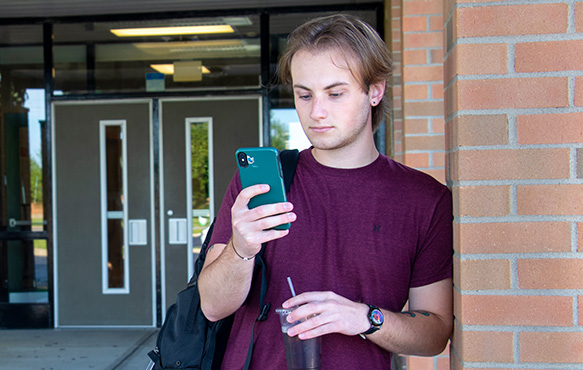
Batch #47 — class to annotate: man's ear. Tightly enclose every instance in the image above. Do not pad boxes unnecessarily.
[369,81,386,106]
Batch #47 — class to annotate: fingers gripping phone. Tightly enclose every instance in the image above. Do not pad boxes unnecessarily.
[236,147,290,230]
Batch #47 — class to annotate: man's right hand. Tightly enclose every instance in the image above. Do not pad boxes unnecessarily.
[230,184,296,259]
[199,183,296,322]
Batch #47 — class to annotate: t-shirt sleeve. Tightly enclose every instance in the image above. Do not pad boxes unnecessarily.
[207,171,242,251]
[410,187,453,287]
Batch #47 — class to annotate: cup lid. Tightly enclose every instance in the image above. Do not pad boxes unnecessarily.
[275,308,292,315]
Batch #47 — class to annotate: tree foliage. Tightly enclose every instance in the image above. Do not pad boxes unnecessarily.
[191,122,209,210]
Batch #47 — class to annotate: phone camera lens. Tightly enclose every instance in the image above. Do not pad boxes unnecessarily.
[238,152,248,168]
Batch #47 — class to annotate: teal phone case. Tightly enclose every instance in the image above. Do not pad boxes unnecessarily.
[236,147,290,230]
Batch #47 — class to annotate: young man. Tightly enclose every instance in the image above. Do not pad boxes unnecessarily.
[198,14,453,369]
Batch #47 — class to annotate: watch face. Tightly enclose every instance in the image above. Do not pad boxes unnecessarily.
[371,308,384,326]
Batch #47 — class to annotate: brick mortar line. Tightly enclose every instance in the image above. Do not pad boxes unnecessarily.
[508,42,516,75]
[453,0,579,8]
[405,117,445,121]
[510,253,519,290]
[456,71,583,80]
[573,222,580,253]
[570,147,579,180]
[404,132,445,137]
[460,362,583,370]
[510,184,518,216]
[508,110,518,145]
[574,294,580,326]
[454,289,583,297]
[569,0,577,33]
[456,252,583,260]
[406,150,447,154]
[409,167,445,171]
[452,105,583,116]
[513,331,521,364]
[569,75,576,107]
[453,316,583,331]
[451,178,583,186]
[456,215,583,222]
[451,144,583,150]
[426,14,431,36]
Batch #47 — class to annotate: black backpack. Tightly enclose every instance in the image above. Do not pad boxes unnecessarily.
[147,149,299,370]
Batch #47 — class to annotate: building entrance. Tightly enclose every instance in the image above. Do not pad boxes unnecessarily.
[53,97,260,326]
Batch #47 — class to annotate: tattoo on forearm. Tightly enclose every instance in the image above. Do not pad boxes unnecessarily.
[401,310,431,318]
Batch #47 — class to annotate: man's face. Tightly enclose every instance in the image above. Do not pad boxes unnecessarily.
[290,48,374,155]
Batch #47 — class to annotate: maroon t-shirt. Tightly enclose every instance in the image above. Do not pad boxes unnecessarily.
[209,149,453,370]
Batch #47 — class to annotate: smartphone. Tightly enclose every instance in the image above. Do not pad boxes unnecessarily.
[236,147,290,230]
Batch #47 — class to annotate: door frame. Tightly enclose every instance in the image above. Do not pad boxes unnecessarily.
[51,99,157,327]
[158,96,262,317]
[52,96,263,326]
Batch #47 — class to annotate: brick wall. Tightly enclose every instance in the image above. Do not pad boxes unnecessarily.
[399,0,447,184]
[389,0,404,164]
[396,0,451,368]
[444,0,583,369]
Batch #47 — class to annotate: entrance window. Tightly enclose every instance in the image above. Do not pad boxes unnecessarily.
[186,118,213,277]
[100,121,129,293]
[53,16,261,95]
[270,109,311,151]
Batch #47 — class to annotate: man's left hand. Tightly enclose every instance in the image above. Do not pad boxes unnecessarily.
[282,291,370,339]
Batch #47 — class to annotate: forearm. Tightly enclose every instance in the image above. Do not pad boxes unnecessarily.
[198,239,256,322]
[368,309,452,356]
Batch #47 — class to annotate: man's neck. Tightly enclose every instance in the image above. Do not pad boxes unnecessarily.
[311,142,379,169]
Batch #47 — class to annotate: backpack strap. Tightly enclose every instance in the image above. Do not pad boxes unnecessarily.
[191,217,217,282]
[280,149,299,193]
[242,148,300,370]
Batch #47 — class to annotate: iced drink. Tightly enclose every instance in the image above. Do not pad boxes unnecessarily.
[276,308,321,370]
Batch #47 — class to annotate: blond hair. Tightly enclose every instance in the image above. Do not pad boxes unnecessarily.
[277,14,393,132]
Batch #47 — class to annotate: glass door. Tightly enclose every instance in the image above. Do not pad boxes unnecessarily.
[0,89,50,328]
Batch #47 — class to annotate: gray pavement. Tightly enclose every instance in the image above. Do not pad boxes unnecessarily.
[0,328,158,370]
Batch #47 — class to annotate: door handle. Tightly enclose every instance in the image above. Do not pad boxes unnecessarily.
[8,218,47,227]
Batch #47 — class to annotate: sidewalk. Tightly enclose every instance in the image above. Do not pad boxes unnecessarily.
[0,328,158,370]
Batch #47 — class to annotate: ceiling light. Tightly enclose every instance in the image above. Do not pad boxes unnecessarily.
[135,40,244,51]
[150,64,210,74]
[111,25,234,37]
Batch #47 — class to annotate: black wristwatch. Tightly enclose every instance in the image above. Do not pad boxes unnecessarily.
[362,304,384,335]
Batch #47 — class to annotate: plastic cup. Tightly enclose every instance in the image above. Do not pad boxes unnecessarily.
[275,308,321,370]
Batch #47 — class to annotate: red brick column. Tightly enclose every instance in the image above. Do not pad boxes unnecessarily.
[400,0,447,183]
[445,1,583,369]
[397,0,451,368]
[389,0,404,164]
